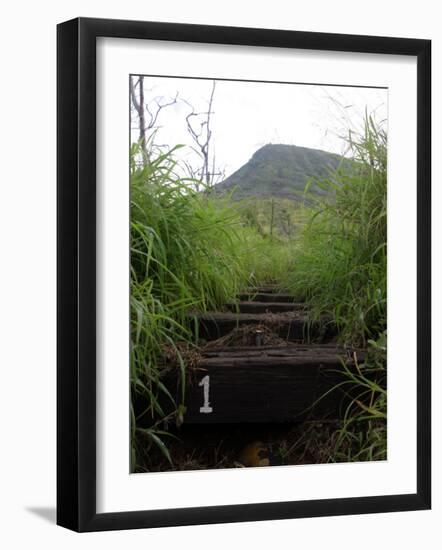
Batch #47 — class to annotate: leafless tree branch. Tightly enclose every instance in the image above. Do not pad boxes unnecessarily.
[183,81,218,188]
[130,76,179,163]
[145,91,179,131]
[130,76,148,161]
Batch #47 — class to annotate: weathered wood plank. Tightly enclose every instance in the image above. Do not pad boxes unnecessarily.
[226,301,305,314]
[201,344,362,359]
[237,292,298,303]
[244,286,279,294]
[191,311,334,342]
[177,347,361,423]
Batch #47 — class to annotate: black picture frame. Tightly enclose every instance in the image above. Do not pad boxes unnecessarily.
[57,17,431,532]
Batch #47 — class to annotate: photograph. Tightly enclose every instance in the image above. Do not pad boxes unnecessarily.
[0,0,435,541]
[54,15,431,533]
[129,74,388,473]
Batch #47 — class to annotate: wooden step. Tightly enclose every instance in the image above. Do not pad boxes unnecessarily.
[237,292,297,303]
[178,346,364,423]
[245,286,279,294]
[198,347,362,367]
[201,343,357,357]
[190,311,334,342]
[226,301,304,314]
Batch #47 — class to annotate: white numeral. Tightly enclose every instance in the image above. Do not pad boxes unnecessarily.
[199,375,213,413]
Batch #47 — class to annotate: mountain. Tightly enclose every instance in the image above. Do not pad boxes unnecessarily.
[215,143,349,200]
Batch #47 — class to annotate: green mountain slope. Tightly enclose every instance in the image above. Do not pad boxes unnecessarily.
[215,143,349,200]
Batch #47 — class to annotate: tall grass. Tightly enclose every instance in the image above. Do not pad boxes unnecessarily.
[285,116,387,461]
[232,227,296,286]
[329,331,387,462]
[285,116,387,346]
[130,144,281,470]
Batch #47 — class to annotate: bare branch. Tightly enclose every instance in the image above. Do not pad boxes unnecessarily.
[145,91,179,130]
[183,81,218,188]
[129,75,148,161]
[130,76,179,163]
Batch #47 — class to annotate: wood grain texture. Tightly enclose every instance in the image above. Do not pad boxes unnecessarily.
[172,346,364,423]
[192,311,334,342]
[237,292,298,303]
[226,301,305,313]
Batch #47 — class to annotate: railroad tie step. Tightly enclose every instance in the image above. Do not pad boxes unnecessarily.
[189,311,334,342]
[244,285,279,294]
[237,292,298,303]
[179,345,365,424]
[226,301,304,314]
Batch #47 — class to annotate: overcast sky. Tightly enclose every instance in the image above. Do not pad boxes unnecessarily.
[130,76,387,179]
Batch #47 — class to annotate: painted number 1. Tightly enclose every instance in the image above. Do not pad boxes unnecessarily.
[199,375,213,413]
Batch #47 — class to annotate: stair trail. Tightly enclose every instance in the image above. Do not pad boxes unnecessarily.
[178,286,363,424]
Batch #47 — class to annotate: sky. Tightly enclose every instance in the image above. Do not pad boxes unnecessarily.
[130,76,388,180]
